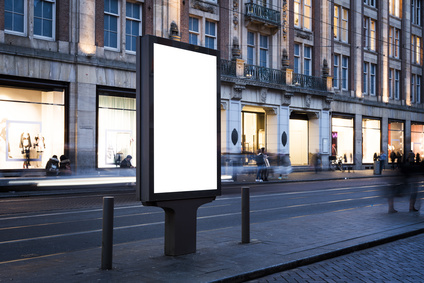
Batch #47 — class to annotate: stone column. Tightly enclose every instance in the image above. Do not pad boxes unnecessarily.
[355,113,363,167]
[279,105,290,154]
[227,101,242,154]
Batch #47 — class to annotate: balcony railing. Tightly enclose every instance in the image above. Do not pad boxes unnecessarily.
[220,59,237,77]
[220,59,328,92]
[245,3,281,27]
[244,64,286,85]
[292,73,327,91]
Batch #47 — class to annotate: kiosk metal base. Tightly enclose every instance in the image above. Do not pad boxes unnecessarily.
[155,197,215,256]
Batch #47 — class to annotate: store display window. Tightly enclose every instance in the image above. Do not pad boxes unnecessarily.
[388,121,404,162]
[97,92,136,168]
[362,118,381,163]
[0,86,65,170]
[411,123,424,160]
[331,116,354,163]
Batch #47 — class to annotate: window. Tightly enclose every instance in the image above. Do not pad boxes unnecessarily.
[412,35,422,65]
[205,21,216,49]
[418,76,422,103]
[389,27,400,58]
[189,17,217,49]
[331,117,354,163]
[389,0,401,18]
[364,0,376,8]
[34,0,55,39]
[189,17,199,45]
[333,55,339,89]
[362,119,381,164]
[363,63,368,94]
[5,0,26,35]
[389,69,400,100]
[412,0,422,26]
[334,6,349,42]
[342,56,348,90]
[364,62,377,95]
[294,0,312,30]
[294,43,312,76]
[126,2,142,52]
[411,75,416,103]
[334,54,349,90]
[364,17,376,51]
[370,64,376,96]
[104,0,119,49]
[247,31,255,65]
[246,32,269,67]
[259,35,268,67]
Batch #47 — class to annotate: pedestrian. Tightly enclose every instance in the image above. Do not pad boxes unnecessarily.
[45,155,60,176]
[387,163,419,213]
[59,155,72,175]
[261,148,270,181]
[279,154,292,179]
[379,151,387,172]
[396,152,402,168]
[313,151,322,173]
[255,149,265,182]
[390,151,396,170]
[120,155,134,168]
[407,150,415,164]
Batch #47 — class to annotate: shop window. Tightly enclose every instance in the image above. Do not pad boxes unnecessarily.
[388,121,404,162]
[98,92,136,168]
[362,118,381,163]
[242,111,265,153]
[332,117,354,164]
[412,124,424,159]
[0,86,65,170]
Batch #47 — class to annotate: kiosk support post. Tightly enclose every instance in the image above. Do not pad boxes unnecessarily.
[156,197,215,256]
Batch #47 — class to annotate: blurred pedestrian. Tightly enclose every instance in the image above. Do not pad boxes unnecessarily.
[255,149,265,182]
[278,154,292,180]
[45,155,60,176]
[120,155,134,168]
[396,152,402,168]
[380,151,387,172]
[407,150,415,165]
[390,151,396,170]
[262,148,270,181]
[59,155,72,175]
[387,163,420,213]
[312,151,322,173]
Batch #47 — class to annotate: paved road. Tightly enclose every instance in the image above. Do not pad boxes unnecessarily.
[250,233,424,283]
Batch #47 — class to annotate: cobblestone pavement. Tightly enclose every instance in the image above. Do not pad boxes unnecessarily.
[250,233,424,283]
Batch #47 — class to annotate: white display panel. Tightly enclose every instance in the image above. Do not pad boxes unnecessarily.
[153,43,218,194]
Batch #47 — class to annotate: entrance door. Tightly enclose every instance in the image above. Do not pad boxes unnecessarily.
[289,119,309,165]
[242,111,265,153]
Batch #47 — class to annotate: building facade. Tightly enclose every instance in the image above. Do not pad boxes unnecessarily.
[0,0,423,177]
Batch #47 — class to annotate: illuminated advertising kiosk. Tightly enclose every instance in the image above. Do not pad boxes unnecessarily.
[136,35,221,256]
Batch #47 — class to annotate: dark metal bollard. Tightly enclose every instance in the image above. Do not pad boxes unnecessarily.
[101,196,114,270]
[241,187,250,244]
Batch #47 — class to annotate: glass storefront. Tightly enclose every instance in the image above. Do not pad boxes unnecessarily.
[331,116,354,163]
[411,123,424,160]
[362,118,381,163]
[388,121,404,162]
[0,86,65,170]
[242,110,265,153]
[289,119,309,165]
[98,93,136,168]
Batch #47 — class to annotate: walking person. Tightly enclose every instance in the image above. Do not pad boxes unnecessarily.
[390,151,396,170]
[255,149,265,182]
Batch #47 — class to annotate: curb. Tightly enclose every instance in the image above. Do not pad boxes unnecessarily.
[213,228,424,283]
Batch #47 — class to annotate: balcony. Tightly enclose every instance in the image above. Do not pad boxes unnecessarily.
[221,59,329,93]
[244,64,286,85]
[245,3,281,32]
[292,73,327,91]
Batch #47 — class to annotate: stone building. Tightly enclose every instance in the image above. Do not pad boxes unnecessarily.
[0,0,422,177]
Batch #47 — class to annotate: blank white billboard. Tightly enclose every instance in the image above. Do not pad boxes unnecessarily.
[153,43,218,194]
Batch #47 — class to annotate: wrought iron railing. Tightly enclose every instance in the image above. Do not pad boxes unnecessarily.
[245,3,281,27]
[220,59,237,77]
[244,64,286,85]
[292,73,327,91]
